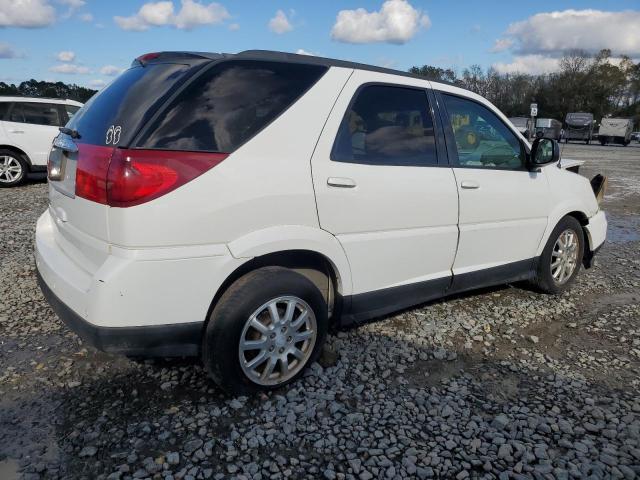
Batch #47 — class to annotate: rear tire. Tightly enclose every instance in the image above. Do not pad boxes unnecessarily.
[531,216,584,294]
[202,267,328,394]
[0,150,27,188]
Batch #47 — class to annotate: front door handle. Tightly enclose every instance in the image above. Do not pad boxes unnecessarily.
[460,180,480,189]
[9,129,25,134]
[327,177,356,188]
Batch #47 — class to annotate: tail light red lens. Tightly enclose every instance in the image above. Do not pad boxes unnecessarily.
[75,144,112,204]
[74,147,227,207]
[106,149,228,207]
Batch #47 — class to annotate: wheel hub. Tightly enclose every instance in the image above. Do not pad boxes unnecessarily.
[551,229,579,285]
[238,296,317,386]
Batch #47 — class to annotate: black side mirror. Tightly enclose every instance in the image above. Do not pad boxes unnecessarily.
[529,137,559,168]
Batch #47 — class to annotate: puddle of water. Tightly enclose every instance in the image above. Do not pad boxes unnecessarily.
[607,215,640,244]
[0,458,19,480]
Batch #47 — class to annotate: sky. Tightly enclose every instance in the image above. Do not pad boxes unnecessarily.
[1,0,640,90]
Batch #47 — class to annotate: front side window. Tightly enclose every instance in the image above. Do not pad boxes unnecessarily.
[138,60,327,152]
[332,85,437,166]
[442,94,524,169]
[10,102,62,126]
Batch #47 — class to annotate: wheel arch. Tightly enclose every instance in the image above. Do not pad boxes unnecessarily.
[538,208,593,265]
[0,144,32,167]
[204,249,346,334]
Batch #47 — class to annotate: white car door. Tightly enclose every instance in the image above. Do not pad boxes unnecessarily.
[435,91,550,288]
[311,71,459,319]
[6,102,62,166]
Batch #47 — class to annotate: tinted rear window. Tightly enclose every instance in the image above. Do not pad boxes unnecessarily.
[137,60,327,153]
[9,102,62,126]
[67,63,195,146]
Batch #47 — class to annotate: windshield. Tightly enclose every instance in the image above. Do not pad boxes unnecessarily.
[566,113,592,125]
[67,63,197,146]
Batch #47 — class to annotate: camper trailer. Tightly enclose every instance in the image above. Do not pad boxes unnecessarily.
[564,112,594,144]
[598,118,634,146]
[508,117,531,139]
[535,118,562,140]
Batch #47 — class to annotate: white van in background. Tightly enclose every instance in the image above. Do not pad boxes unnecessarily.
[598,118,634,146]
[0,97,83,187]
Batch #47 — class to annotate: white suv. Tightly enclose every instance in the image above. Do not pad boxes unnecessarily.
[35,51,607,393]
[0,96,83,187]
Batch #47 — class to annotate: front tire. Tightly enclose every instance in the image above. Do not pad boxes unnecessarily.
[203,267,328,394]
[532,216,584,294]
[0,150,27,187]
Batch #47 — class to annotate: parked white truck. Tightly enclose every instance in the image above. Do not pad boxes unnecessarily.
[598,118,633,146]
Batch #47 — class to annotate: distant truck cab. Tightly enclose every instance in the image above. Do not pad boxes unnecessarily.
[535,118,562,141]
[564,113,594,144]
[598,118,634,146]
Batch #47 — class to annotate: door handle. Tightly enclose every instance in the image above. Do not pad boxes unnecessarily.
[460,180,480,189]
[9,130,25,134]
[327,177,356,188]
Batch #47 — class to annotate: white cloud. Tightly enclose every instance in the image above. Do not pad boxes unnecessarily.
[502,9,640,57]
[492,54,561,75]
[78,12,92,22]
[99,65,124,76]
[57,0,85,8]
[115,0,229,31]
[0,0,56,28]
[0,42,19,58]
[88,79,106,89]
[228,22,239,31]
[174,0,228,29]
[295,49,315,56]
[268,9,292,34]
[490,38,513,53]
[56,50,75,62]
[49,63,90,74]
[331,0,430,44]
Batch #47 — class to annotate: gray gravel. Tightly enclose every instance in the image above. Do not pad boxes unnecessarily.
[1,144,640,479]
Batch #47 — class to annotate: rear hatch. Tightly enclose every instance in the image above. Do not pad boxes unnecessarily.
[47,54,208,270]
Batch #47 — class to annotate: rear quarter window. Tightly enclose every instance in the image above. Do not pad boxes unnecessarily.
[136,60,327,153]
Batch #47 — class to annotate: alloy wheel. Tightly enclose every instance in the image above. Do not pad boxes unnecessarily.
[0,155,23,184]
[238,296,317,386]
[551,229,579,285]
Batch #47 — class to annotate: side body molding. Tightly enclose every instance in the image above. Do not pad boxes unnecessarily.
[227,225,354,297]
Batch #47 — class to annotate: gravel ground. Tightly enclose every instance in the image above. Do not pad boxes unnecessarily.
[1,143,639,480]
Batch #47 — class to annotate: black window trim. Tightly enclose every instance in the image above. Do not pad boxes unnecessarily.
[435,90,531,172]
[329,81,443,168]
[131,59,329,153]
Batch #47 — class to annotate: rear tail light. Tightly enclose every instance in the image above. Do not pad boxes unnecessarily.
[75,148,227,207]
[75,144,112,204]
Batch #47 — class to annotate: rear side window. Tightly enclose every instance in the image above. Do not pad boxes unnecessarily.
[67,63,194,146]
[137,60,327,153]
[9,102,62,126]
[64,105,80,120]
[331,85,437,166]
[0,102,9,120]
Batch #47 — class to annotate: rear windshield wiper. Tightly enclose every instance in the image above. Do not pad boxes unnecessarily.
[59,127,80,139]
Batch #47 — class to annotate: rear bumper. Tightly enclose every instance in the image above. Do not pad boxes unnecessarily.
[35,209,244,357]
[37,268,202,356]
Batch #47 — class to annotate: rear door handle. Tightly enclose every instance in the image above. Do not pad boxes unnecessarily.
[9,129,24,134]
[460,180,480,189]
[327,177,356,188]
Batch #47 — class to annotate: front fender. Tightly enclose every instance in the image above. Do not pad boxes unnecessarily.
[227,225,353,296]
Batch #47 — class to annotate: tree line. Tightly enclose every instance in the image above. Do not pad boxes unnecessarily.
[409,49,640,126]
[0,79,96,103]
